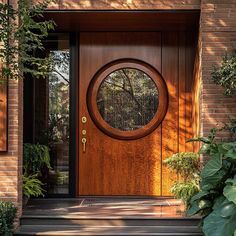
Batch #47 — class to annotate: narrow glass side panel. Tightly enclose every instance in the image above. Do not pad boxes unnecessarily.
[47,35,70,194]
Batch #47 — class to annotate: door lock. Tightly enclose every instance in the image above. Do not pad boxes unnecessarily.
[82,116,87,123]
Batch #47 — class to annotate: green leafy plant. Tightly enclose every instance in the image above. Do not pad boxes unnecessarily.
[164,152,200,207]
[0,201,17,236]
[211,49,236,95]
[23,143,51,176]
[23,174,45,198]
[0,0,55,81]
[187,128,236,236]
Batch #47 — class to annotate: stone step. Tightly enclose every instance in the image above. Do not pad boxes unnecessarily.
[21,216,201,227]
[14,225,203,236]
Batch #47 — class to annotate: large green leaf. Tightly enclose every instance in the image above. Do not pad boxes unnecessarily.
[220,202,236,218]
[225,149,236,160]
[187,201,201,216]
[187,199,212,216]
[203,200,236,236]
[190,191,210,204]
[213,196,227,210]
[224,185,236,205]
[226,176,236,185]
[201,154,222,178]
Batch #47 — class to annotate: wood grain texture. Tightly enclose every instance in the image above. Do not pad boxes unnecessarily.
[185,32,195,152]
[0,81,7,151]
[43,11,200,32]
[161,32,179,196]
[78,31,196,196]
[178,32,187,153]
[79,32,162,196]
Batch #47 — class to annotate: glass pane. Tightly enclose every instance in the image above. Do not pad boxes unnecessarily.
[97,68,159,131]
[47,35,70,194]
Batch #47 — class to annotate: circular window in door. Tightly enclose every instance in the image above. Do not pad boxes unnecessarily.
[87,59,168,140]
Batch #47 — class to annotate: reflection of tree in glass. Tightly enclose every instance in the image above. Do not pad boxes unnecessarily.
[97,68,159,131]
[48,50,70,143]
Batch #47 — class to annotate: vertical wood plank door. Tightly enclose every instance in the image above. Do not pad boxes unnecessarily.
[78,32,195,196]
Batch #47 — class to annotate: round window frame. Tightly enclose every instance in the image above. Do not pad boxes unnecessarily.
[87,59,168,140]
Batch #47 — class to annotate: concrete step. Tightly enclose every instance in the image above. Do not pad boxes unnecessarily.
[20,215,201,227]
[14,225,202,236]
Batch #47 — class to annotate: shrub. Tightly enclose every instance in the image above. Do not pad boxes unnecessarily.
[187,128,236,236]
[0,201,17,236]
[164,152,200,207]
[211,49,236,95]
[171,181,199,206]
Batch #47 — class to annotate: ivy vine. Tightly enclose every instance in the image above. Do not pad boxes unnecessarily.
[0,0,55,81]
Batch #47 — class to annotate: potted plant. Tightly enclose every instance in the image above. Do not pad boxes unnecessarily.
[22,174,45,206]
[23,143,51,205]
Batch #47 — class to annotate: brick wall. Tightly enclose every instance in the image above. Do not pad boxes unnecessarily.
[200,0,236,139]
[0,0,23,222]
[34,0,201,10]
[0,80,23,220]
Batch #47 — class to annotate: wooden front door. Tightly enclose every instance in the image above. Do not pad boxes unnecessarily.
[78,32,195,196]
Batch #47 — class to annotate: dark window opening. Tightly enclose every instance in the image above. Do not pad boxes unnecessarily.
[23,34,71,195]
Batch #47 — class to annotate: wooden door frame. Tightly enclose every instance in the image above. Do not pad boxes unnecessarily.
[46,11,200,197]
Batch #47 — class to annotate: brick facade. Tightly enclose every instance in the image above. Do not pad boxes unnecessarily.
[200,0,236,138]
[1,0,236,224]
[0,0,23,222]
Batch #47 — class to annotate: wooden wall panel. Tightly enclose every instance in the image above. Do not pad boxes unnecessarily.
[161,32,179,196]
[0,81,7,151]
[185,32,195,152]
[179,32,187,153]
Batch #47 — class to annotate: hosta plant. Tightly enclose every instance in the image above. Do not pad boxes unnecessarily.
[164,152,200,207]
[187,128,236,236]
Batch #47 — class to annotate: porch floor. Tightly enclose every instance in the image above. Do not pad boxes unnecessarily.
[24,197,188,218]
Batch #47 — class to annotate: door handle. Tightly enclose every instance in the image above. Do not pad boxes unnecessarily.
[82,138,87,153]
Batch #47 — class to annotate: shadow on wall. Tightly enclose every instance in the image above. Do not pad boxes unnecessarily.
[34,0,200,10]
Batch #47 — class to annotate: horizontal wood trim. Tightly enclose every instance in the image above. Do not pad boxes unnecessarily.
[43,11,200,32]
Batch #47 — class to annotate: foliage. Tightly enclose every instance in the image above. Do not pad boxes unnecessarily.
[0,0,55,81]
[171,181,199,206]
[97,68,158,131]
[211,49,236,95]
[164,152,200,206]
[0,201,17,236]
[187,128,236,236]
[222,118,236,140]
[23,174,45,198]
[48,50,70,144]
[164,152,200,181]
[23,143,51,176]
